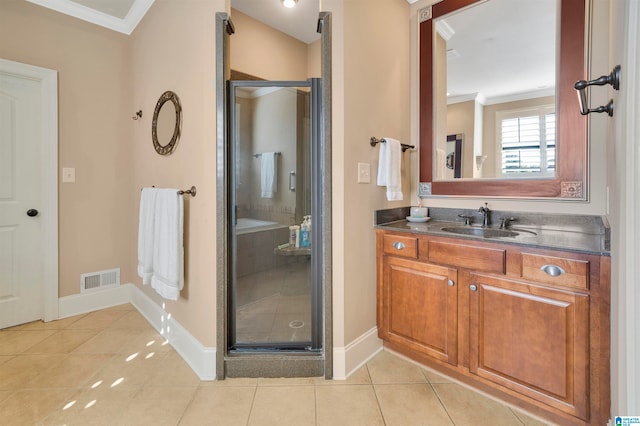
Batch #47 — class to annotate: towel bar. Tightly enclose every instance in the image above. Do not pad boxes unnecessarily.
[370,137,414,152]
[253,152,282,158]
[178,186,196,197]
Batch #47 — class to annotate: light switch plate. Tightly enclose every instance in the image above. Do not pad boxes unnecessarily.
[62,167,75,183]
[357,162,371,184]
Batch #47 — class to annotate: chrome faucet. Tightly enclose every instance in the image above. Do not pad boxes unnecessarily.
[499,216,516,229]
[478,203,491,227]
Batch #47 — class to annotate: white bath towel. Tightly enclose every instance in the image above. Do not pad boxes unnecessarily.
[137,187,159,285]
[377,137,403,201]
[150,189,184,301]
[260,152,277,198]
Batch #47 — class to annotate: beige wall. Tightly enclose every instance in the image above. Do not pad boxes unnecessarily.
[0,0,133,297]
[128,0,224,346]
[446,100,475,178]
[326,0,411,346]
[230,9,310,80]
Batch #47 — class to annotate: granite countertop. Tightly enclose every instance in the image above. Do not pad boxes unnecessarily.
[375,207,610,256]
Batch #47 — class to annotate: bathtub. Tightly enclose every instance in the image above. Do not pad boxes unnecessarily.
[236,218,287,235]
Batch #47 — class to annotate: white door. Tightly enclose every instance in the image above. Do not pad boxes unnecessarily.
[0,59,58,329]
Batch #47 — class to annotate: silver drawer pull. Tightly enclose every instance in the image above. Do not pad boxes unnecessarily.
[470,284,477,291]
[540,264,566,277]
[447,279,455,287]
[393,242,405,250]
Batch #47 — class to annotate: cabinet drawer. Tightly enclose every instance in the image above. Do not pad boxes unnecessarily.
[428,240,505,274]
[383,234,418,259]
[521,253,589,290]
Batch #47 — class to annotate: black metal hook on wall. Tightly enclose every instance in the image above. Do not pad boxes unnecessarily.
[574,65,621,117]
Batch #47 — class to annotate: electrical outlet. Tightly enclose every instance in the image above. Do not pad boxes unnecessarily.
[357,162,371,184]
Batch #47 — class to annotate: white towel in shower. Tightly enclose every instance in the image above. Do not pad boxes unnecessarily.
[260,152,277,198]
[377,137,403,201]
[150,188,184,301]
[137,187,159,285]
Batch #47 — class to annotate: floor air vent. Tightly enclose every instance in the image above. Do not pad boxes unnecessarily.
[80,268,120,292]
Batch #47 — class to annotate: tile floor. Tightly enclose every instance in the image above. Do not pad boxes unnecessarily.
[0,304,554,425]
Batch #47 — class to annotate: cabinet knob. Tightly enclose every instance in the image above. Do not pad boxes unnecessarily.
[540,264,566,277]
[447,279,455,287]
[470,284,478,292]
[393,242,405,250]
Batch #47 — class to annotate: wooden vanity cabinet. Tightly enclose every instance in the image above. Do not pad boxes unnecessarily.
[469,272,589,420]
[376,229,610,425]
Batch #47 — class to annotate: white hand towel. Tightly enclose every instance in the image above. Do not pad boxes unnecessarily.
[137,187,159,284]
[150,189,184,301]
[260,152,277,198]
[377,138,403,201]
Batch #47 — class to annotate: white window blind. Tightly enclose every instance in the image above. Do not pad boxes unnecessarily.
[497,105,555,177]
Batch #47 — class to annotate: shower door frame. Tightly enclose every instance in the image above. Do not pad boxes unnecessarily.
[215,12,332,379]
[227,79,322,353]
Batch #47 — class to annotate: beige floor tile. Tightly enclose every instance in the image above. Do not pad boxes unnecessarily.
[0,330,57,355]
[512,408,555,425]
[16,314,85,331]
[26,353,114,389]
[257,376,319,386]
[199,376,258,387]
[72,328,145,354]
[0,388,75,425]
[315,385,385,426]
[146,350,201,387]
[84,350,169,390]
[367,350,428,384]
[0,354,66,389]
[179,386,255,425]
[0,389,12,404]
[314,364,372,385]
[116,386,197,426]
[375,383,454,425]
[41,386,139,426]
[22,329,99,354]
[108,310,157,330]
[433,383,526,426]
[422,367,455,383]
[66,309,130,330]
[248,385,316,426]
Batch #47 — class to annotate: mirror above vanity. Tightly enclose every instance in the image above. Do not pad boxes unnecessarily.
[419,0,588,199]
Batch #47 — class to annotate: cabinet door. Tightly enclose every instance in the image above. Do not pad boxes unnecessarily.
[380,256,457,365]
[469,273,589,420]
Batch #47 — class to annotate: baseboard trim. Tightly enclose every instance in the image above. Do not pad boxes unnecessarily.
[129,285,216,380]
[57,283,216,380]
[58,284,132,318]
[332,327,383,380]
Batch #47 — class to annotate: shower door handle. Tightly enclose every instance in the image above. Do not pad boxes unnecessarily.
[289,171,296,191]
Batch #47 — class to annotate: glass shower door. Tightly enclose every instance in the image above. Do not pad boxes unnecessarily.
[228,79,321,352]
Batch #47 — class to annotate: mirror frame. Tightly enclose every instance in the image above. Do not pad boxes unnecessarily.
[152,90,182,156]
[419,0,587,199]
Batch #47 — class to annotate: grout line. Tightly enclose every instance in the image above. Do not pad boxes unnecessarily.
[429,382,457,425]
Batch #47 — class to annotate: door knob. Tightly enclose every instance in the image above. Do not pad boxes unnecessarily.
[26,209,39,217]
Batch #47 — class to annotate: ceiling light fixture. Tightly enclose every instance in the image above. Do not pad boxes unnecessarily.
[282,0,298,8]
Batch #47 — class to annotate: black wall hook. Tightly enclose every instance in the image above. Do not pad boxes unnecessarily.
[574,65,621,116]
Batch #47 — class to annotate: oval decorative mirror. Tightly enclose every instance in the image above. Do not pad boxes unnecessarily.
[419,0,587,199]
[152,91,182,155]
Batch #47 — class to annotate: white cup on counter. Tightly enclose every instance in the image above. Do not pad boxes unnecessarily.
[410,206,428,218]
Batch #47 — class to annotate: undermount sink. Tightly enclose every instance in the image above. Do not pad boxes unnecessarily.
[440,226,520,238]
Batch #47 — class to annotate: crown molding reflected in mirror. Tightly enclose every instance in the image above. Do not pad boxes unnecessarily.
[419,0,588,199]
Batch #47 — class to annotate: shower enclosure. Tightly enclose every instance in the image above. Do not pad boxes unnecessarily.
[227,79,323,355]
